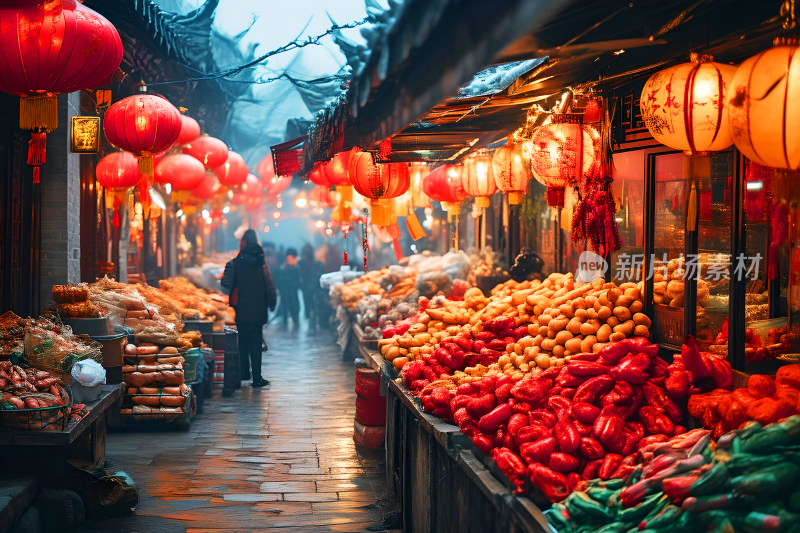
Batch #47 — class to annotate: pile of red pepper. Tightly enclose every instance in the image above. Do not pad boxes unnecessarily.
[689,364,800,437]
[415,336,732,501]
[402,316,528,397]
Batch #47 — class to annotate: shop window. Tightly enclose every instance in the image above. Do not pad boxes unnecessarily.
[695,153,734,351]
[609,151,645,284]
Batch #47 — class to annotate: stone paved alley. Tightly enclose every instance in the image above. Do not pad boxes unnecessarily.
[76,324,398,532]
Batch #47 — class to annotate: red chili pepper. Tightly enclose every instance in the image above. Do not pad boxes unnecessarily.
[665,366,692,399]
[450,395,473,413]
[559,387,576,400]
[610,353,651,384]
[507,413,528,437]
[567,472,582,490]
[578,436,605,460]
[495,425,508,446]
[466,393,497,419]
[570,352,600,362]
[681,335,713,381]
[602,380,635,407]
[432,406,452,419]
[457,382,477,396]
[649,355,669,380]
[639,406,675,435]
[621,427,642,456]
[662,474,700,501]
[510,400,531,414]
[453,407,472,428]
[487,339,507,351]
[528,409,557,428]
[528,464,571,502]
[593,412,626,453]
[573,374,615,405]
[549,452,580,473]
[572,402,601,424]
[540,366,562,381]
[495,382,513,403]
[431,387,450,406]
[476,376,497,396]
[461,419,478,437]
[747,397,795,425]
[520,436,557,464]
[491,447,528,477]
[566,361,609,377]
[516,424,552,444]
[581,459,602,480]
[554,419,581,454]
[596,341,630,366]
[476,331,496,342]
[472,432,494,453]
[597,453,623,480]
[611,464,636,479]
[510,378,551,404]
[626,337,660,357]
[555,371,585,388]
[547,396,572,417]
[478,403,513,433]
[574,420,593,436]
[454,336,472,352]
[748,374,777,399]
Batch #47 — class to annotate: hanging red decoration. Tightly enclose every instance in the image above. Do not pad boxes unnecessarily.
[177,115,201,144]
[310,186,336,208]
[258,154,276,181]
[323,150,353,186]
[309,165,329,186]
[462,150,498,208]
[104,94,182,214]
[155,153,206,206]
[409,163,431,208]
[213,151,248,187]
[492,140,531,205]
[528,115,597,208]
[191,173,222,201]
[182,135,229,169]
[0,0,123,183]
[424,164,469,213]
[96,151,139,227]
[349,152,410,226]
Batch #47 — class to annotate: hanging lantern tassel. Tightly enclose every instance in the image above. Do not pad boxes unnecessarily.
[546,187,565,209]
[370,199,394,227]
[138,155,155,218]
[20,95,59,184]
[683,155,709,232]
[342,224,350,266]
[105,188,129,228]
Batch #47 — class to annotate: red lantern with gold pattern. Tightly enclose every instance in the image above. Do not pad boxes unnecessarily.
[213,151,248,187]
[155,153,206,204]
[104,94,182,213]
[349,151,410,226]
[528,116,597,208]
[182,135,229,169]
[96,151,139,227]
[492,140,531,205]
[0,0,123,183]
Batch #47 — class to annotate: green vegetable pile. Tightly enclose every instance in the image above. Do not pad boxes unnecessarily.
[547,416,800,533]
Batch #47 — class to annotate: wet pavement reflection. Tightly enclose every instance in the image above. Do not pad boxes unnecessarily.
[77,322,397,532]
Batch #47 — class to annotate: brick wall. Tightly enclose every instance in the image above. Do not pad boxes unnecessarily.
[39,92,81,308]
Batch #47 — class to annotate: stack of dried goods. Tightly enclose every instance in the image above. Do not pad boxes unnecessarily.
[120,343,189,421]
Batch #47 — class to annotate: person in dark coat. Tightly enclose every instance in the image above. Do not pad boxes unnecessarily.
[278,247,301,328]
[298,244,325,329]
[221,230,277,388]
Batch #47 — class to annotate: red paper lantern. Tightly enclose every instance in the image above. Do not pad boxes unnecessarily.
[310,185,336,208]
[323,150,352,186]
[182,135,229,169]
[177,115,201,144]
[213,151,248,187]
[191,173,222,201]
[349,151,410,226]
[96,151,139,227]
[424,164,469,213]
[258,154,276,181]
[309,164,329,186]
[409,163,431,208]
[492,141,531,205]
[155,154,206,190]
[528,116,597,208]
[104,94,182,213]
[0,0,123,182]
[462,150,498,208]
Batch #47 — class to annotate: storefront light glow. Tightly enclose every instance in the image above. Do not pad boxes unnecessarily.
[222,206,230,214]
[165,183,172,194]
[746,181,764,191]
[176,209,184,219]
[201,209,209,218]
[272,211,281,219]
[314,220,325,229]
